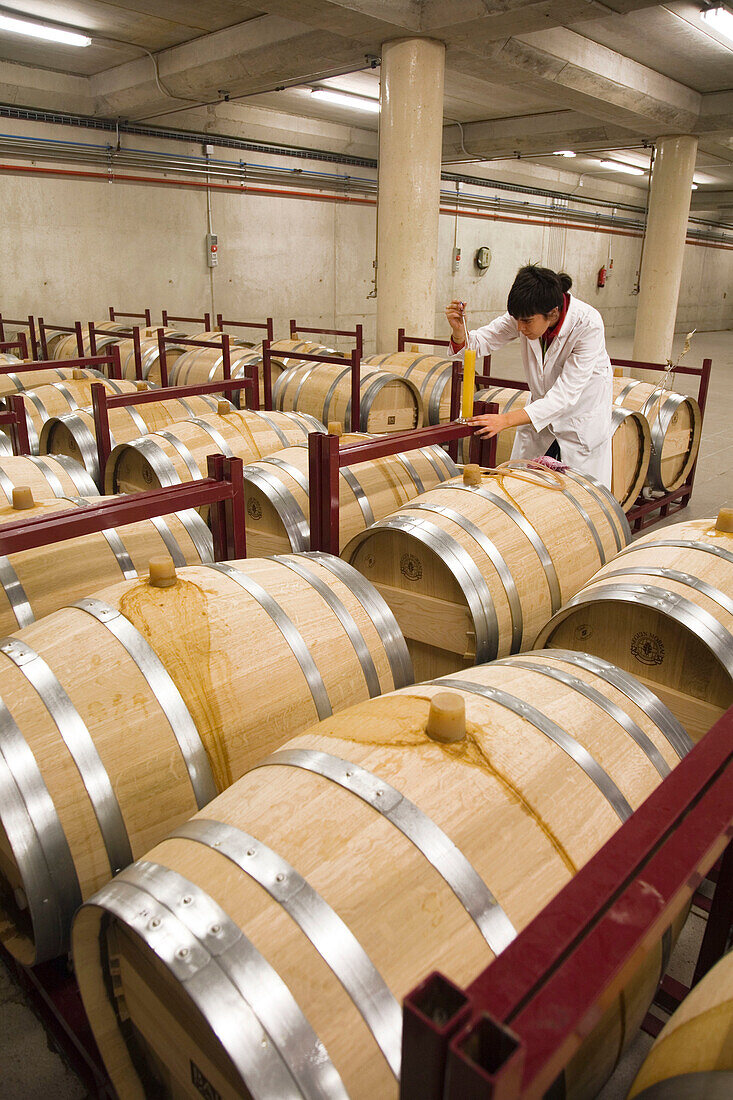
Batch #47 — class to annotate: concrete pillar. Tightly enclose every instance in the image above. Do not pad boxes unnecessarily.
[376,38,445,352]
[632,135,698,375]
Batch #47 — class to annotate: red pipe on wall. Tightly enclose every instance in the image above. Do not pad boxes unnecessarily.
[1,160,731,251]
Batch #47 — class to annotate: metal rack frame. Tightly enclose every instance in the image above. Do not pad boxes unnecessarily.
[262,343,361,427]
[308,402,498,556]
[155,330,235,389]
[108,305,152,327]
[91,366,260,481]
[216,313,274,344]
[0,333,28,360]
[0,314,38,359]
[37,318,84,360]
[289,319,364,357]
[612,356,711,532]
[401,703,733,1100]
[0,394,31,454]
[0,452,246,560]
[161,309,211,330]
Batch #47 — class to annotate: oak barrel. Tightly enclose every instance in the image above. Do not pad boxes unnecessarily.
[169,346,288,408]
[629,948,733,1098]
[115,332,188,384]
[0,491,213,634]
[536,510,733,741]
[14,377,142,454]
[471,385,652,511]
[105,408,326,494]
[613,376,701,491]
[71,650,690,1100]
[243,442,458,556]
[343,460,630,680]
[274,360,424,434]
[0,365,105,400]
[41,394,231,488]
[0,454,98,502]
[0,554,410,963]
[52,321,129,361]
[365,351,459,423]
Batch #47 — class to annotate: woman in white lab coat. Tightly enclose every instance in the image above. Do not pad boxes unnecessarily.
[446,265,613,487]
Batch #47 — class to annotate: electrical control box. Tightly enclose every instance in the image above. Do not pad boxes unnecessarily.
[206,233,218,267]
[452,246,461,274]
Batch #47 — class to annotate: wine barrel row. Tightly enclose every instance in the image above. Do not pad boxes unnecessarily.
[343,460,630,680]
[10,376,144,454]
[613,375,701,492]
[0,554,410,964]
[105,408,326,494]
[242,441,459,556]
[0,365,106,400]
[71,651,691,1100]
[364,351,458,422]
[41,393,232,488]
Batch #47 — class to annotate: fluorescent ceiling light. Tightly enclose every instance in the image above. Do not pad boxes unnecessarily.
[554,150,577,157]
[692,183,699,189]
[599,159,646,176]
[700,4,733,42]
[0,13,91,46]
[311,88,379,112]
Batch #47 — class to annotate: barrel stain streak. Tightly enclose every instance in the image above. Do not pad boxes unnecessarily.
[118,577,231,790]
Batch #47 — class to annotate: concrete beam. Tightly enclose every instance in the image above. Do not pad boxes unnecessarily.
[0,60,93,117]
[441,109,640,160]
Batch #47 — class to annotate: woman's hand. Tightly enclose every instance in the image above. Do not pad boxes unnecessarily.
[468,412,508,438]
[445,300,467,345]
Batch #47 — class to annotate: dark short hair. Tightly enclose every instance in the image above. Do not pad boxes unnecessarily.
[507,264,572,318]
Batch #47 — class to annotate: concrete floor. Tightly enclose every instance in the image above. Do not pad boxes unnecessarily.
[0,328,731,1099]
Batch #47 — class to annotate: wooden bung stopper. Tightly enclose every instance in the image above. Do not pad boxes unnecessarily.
[217,399,232,415]
[136,381,148,391]
[463,464,482,487]
[613,366,625,377]
[12,486,35,510]
[426,692,466,744]
[715,507,733,533]
[328,421,343,437]
[72,368,85,380]
[148,557,177,588]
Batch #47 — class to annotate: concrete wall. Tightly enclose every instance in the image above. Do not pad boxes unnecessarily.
[1,116,731,356]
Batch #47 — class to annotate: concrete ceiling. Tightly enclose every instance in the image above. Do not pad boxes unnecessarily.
[0,0,731,211]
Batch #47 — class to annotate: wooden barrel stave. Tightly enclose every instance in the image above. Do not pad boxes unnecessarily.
[628,948,733,1098]
[363,352,457,424]
[613,376,701,491]
[0,494,213,634]
[343,462,630,681]
[243,443,459,556]
[105,408,326,494]
[0,454,98,502]
[0,555,410,963]
[41,394,229,487]
[71,650,690,1100]
[275,360,424,434]
[536,514,733,740]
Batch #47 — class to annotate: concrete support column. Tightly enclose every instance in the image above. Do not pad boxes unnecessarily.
[376,38,445,352]
[632,134,698,373]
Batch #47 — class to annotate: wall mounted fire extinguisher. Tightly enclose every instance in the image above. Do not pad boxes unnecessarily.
[597,257,613,288]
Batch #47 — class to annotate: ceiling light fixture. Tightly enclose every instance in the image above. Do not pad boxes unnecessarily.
[692,183,699,189]
[0,13,91,46]
[700,3,733,42]
[598,159,646,176]
[310,88,379,112]
[553,150,577,157]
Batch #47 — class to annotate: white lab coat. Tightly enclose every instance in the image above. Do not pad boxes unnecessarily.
[461,295,613,487]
